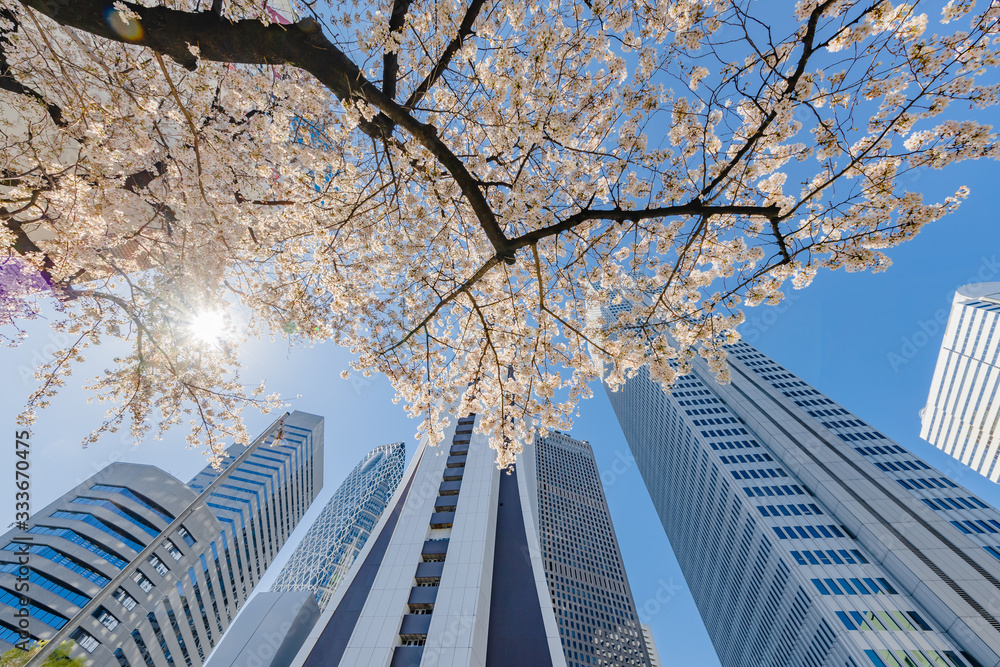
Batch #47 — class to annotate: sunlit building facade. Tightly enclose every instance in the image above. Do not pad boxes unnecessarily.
[601,331,1000,667]
[289,416,648,667]
[0,411,323,666]
[920,282,1000,481]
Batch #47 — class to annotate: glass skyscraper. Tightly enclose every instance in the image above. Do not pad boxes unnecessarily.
[0,410,323,666]
[921,282,1000,481]
[270,441,405,610]
[602,337,1000,667]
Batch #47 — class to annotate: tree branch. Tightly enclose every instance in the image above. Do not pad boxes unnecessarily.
[381,0,414,102]
[17,0,511,256]
[0,7,66,127]
[507,203,781,252]
[402,0,486,111]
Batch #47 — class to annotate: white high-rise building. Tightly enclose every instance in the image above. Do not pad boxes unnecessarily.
[0,411,323,666]
[288,416,649,667]
[640,624,663,667]
[599,332,1000,667]
[920,282,1000,481]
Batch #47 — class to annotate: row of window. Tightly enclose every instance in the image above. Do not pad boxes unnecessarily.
[854,445,907,457]
[731,468,787,480]
[873,460,932,473]
[0,587,68,629]
[920,497,989,511]
[896,478,959,491]
[950,519,1000,535]
[756,503,823,518]
[708,439,761,451]
[721,453,773,464]
[71,497,160,537]
[822,419,866,429]
[28,526,128,568]
[90,485,175,523]
[836,432,885,443]
[743,485,806,498]
[811,576,898,596]
[50,510,145,553]
[795,397,836,407]
[837,609,931,632]
[0,562,89,607]
[772,524,846,540]
[2,543,109,586]
[790,549,869,566]
[700,427,749,439]
[865,648,968,667]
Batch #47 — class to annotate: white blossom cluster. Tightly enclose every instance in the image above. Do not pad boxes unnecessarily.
[1,0,997,466]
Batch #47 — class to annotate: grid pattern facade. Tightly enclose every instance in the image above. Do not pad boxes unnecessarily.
[534,432,650,667]
[921,282,1000,481]
[271,442,404,610]
[603,333,1000,667]
[0,411,322,666]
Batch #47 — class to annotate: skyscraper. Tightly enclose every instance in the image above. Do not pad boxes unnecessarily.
[522,431,650,667]
[639,624,662,667]
[0,410,323,666]
[921,282,1000,481]
[271,442,405,610]
[202,442,405,667]
[603,336,1000,666]
[288,416,649,667]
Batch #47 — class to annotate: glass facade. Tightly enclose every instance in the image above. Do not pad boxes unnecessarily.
[270,442,405,610]
[0,411,324,666]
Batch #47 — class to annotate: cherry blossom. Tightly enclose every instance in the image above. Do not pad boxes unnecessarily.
[1,0,997,467]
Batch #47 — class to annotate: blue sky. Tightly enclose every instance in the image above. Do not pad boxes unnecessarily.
[2,154,1000,663]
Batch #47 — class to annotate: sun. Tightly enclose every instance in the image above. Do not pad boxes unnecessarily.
[189,310,227,345]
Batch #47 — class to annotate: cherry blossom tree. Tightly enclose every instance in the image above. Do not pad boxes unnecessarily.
[1,0,998,465]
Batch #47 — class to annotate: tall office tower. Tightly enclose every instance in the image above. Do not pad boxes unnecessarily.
[521,431,651,667]
[271,442,406,610]
[639,624,663,667]
[920,282,1000,481]
[289,415,649,667]
[202,442,405,667]
[602,336,1000,667]
[0,411,323,666]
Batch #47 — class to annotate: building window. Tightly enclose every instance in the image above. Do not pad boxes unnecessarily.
[72,628,100,653]
[133,571,154,593]
[163,539,183,561]
[95,607,120,631]
[115,587,138,611]
[148,555,169,577]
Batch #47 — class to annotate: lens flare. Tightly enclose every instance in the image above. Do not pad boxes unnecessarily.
[189,311,227,345]
[106,8,143,42]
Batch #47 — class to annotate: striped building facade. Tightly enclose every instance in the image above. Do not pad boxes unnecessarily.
[0,411,323,666]
[289,416,649,667]
[602,334,1000,667]
[921,283,1000,481]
